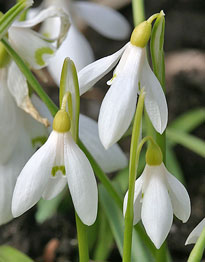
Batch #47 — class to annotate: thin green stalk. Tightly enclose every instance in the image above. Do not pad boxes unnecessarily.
[188,227,205,262]
[0,0,32,39]
[75,214,89,262]
[1,38,58,116]
[132,0,145,25]
[123,89,145,262]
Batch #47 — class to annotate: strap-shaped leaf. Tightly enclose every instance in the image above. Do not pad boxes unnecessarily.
[0,246,33,262]
[150,11,165,88]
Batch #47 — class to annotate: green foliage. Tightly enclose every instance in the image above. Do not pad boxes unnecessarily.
[0,246,33,262]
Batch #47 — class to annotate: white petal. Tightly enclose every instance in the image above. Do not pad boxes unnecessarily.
[8,27,56,69]
[64,133,98,226]
[12,131,58,217]
[7,61,28,105]
[140,57,168,134]
[79,114,127,172]
[0,131,33,225]
[98,45,144,148]
[0,69,22,164]
[73,1,130,40]
[141,165,173,249]
[48,25,94,86]
[78,43,128,95]
[165,164,191,223]
[42,176,67,200]
[13,6,70,46]
[123,175,143,225]
[185,218,205,245]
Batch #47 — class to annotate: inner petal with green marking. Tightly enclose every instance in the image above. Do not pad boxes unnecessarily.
[51,165,66,178]
[35,47,54,66]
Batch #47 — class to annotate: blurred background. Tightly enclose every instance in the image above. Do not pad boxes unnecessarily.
[0,0,204,261]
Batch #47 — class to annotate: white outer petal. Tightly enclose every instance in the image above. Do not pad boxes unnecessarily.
[12,131,58,217]
[78,43,128,95]
[79,114,128,172]
[8,27,56,70]
[141,165,173,249]
[165,164,191,223]
[98,45,144,149]
[0,131,33,225]
[140,56,168,134]
[48,25,94,86]
[0,69,22,164]
[64,133,98,226]
[7,61,28,107]
[42,176,67,200]
[73,1,130,40]
[185,218,205,245]
[123,175,143,225]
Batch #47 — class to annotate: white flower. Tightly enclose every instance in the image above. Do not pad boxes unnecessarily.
[185,218,205,245]
[29,0,130,84]
[78,41,168,149]
[12,111,98,226]
[123,163,191,249]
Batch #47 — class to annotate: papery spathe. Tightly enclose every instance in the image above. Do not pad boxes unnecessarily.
[185,218,205,245]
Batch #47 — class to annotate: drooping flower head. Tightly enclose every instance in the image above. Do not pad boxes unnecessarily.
[12,106,98,226]
[78,12,168,149]
[123,141,191,248]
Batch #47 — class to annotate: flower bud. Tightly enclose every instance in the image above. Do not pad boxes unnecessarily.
[146,142,163,165]
[130,21,151,48]
[53,110,71,133]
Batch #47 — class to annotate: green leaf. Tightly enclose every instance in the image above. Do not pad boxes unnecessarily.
[166,146,185,184]
[169,108,205,145]
[93,207,113,261]
[99,185,153,262]
[0,0,33,40]
[167,128,205,158]
[35,190,66,223]
[150,10,165,88]
[0,245,33,262]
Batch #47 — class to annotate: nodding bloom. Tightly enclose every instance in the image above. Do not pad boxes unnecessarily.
[185,218,205,245]
[123,143,191,249]
[12,109,98,226]
[78,15,168,149]
[29,0,131,84]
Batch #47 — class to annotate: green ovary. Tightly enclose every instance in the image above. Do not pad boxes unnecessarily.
[35,47,54,66]
[52,166,66,177]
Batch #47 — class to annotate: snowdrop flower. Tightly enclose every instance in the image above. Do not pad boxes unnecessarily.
[29,0,130,84]
[79,15,168,149]
[0,6,69,119]
[12,108,98,226]
[123,142,191,249]
[185,218,205,245]
[0,94,50,225]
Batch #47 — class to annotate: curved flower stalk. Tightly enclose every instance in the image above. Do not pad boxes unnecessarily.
[78,15,168,149]
[12,109,98,226]
[123,162,191,249]
[29,0,131,84]
[185,218,205,245]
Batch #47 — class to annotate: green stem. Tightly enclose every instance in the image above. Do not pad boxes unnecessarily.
[0,0,31,39]
[75,213,89,262]
[132,0,145,25]
[123,89,145,262]
[1,38,58,117]
[188,227,205,262]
